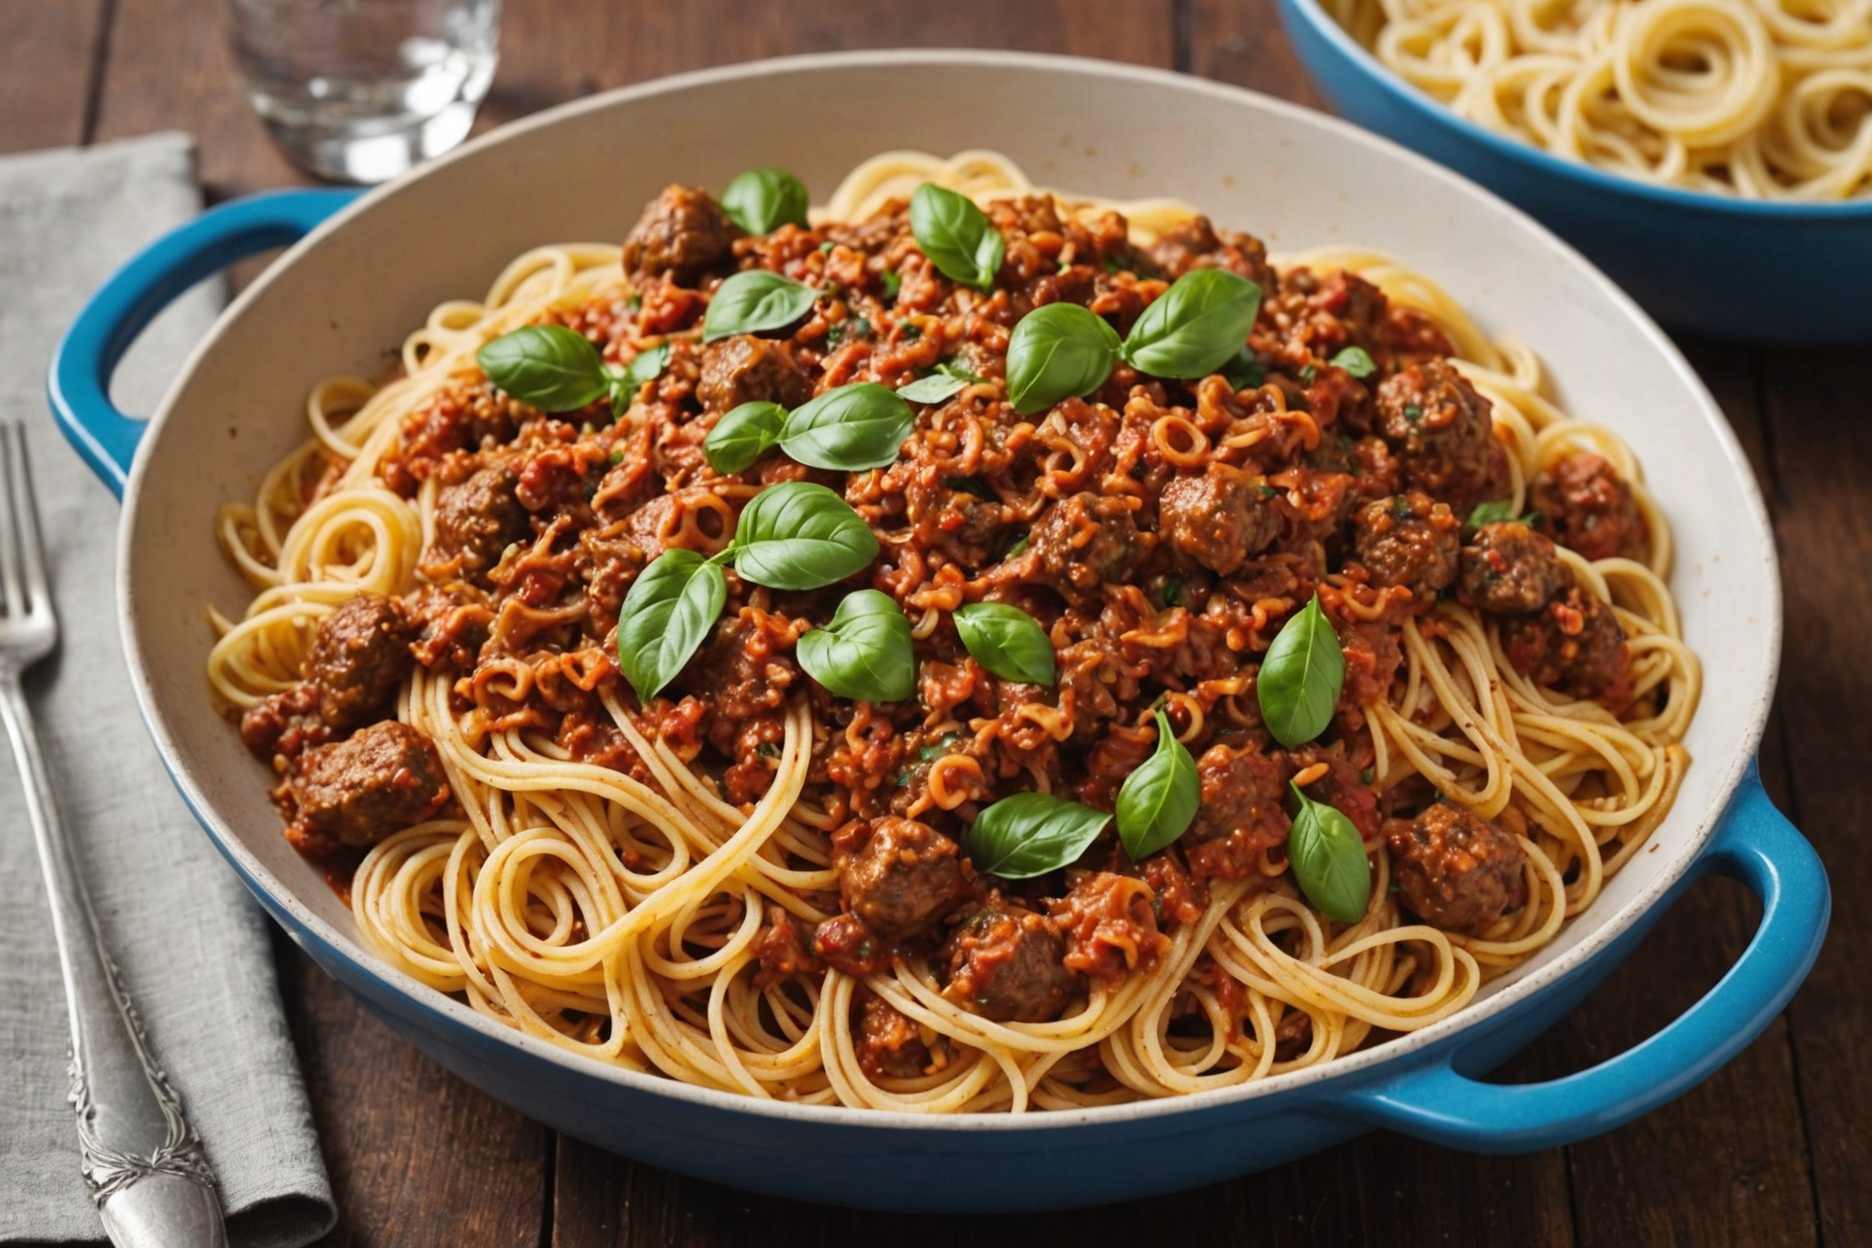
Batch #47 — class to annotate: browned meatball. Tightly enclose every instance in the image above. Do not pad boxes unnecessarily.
[1500,585,1631,703]
[1157,463,1281,576]
[1386,802,1528,932]
[303,594,416,730]
[1351,491,1460,600]
[697,334,812,415]
[1460,521,1571,615]
[1183,742,1291,882]
[839,817,973,942]
[857,991,930,1079]
[1532,451,1649,563]
[1147,215,1279,291]
[282,721,449,856]
[433,464,527,575]
[620,184,734,283]
[940,899,1079,1023]
[1029,493,1143,594]
[677,612,799,753]
[1376,360,1505,509]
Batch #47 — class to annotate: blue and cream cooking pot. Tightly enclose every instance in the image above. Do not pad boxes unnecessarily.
[48,52,1827,1210]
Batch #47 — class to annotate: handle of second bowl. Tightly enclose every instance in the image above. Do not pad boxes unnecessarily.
[45,188,359,498]
[1335,763,1827,1152]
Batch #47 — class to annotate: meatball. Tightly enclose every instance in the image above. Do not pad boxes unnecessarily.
[1351,491,1460,600]
[697,334,812,415]
[940,899,1079,1023]
[1375,360,1505,508]
[1157,463,1281,576]
[303,593,416,730]
[839,817,973,942]
[1386,802,1528,932]
[1146,215,1279,291]
[751,905,824,984]
[1183,742,1291,881]
[677,612,799,752]
[282,721,449,856]
[1531,451,1649,563]
[857,992,930,1080]
[433,464,528,575]
[1500,585,1632,703]
[620,184,734,283]
[1459,521,1571,615]
[1029,493,1143,594]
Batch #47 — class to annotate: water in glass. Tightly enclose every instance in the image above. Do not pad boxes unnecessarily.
[230,0,500,184]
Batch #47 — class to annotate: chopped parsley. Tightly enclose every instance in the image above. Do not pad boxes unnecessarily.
[880,270,902,300]
[894,732,962,784]
[1403,403,1424,424]
[607,448,626,466]
[1466,499,1517,528]
[902,322,923,342]
[1299,363,1319,384]
[625,293,643,311]
[757,741,782,759]
[818,240,835,254]
[1360,767,1375,785]
[1329,345,1377,379]
[1257,483,1281,498]
[1159,577,1186,607]
[825,315,873,348]
[1003,531,1031,559]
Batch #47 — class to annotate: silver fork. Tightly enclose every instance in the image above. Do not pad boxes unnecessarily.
[0,421,227,1247]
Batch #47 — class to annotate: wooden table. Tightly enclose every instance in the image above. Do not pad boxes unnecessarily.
[11,2,1865,1243]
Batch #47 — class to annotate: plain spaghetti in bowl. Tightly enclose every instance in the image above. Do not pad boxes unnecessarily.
[206,149,1700,1113]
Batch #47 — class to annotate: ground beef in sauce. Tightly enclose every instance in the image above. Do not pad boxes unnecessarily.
[1532,450,1648,563]
[280,721,449,857]
[677,612,799,752]
[941,899,1079,1023]
[1459,521,1571,615]
[1386,802,1528,932]
[1376,360,1505,509]
[1184,742,1291,881]
[620,183,734,282]
[752,905,824,985]
[1049,871,1169,983]
[432,463,528,575]
[1028,492,1143,594]
[697,334,812,414]
[1351,491,1460,600]
[303,593,417,729]
[1500,584,1631,703]
[838,817,973,942]
[1157,463,1281,576]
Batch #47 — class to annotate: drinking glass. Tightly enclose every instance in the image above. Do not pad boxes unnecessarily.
[229,0,500,184]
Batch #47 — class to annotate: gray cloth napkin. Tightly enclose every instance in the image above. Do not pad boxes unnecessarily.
[0,133,335,1246]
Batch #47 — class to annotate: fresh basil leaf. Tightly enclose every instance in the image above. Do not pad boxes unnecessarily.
[721,167,809,234]
[1330,345,1376,379]
[953,602,1055,685]
[1003,532,1030,558]
[614,548,728,702]
[909,183,1005,291]
[705,401,786,475]
[898,371,970,404]
[1466,499,1517,528]
[965,792,1110,880]
[1221,346,1265,390]
[1256,594,1345,747]
[477,325,609,412]
[1287,782,1370,923]
[778,382,913,472]
[702,270,820,342]
[731,481,879,590]
[796,589,915,702]
[1117,708,1198,860]
[607,341,670,414]
[1005,302,1120,415]
[1120,268,1264,380]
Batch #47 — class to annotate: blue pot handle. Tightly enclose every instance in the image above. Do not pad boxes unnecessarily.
[1336,762,1827,1150]
[46,188,359,497]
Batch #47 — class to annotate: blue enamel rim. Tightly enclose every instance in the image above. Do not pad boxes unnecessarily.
[46,147,1828,1148]
[1283,0,1872,222]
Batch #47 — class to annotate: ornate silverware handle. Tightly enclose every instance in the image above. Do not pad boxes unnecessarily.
[0,675,228,1247]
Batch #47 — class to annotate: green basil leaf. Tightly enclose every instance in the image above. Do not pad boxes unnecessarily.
[898,372,970,404]
[1466,499,1517,529]
[477,325,609,412]
[703,270,820,342]
[1256,594,1345,747]
[1329,345,1376,379]
[731,481,879,590]
[607,341,671,415]
[721,167,809,234]
[1287,782,1370,923]
[965,792,1110,880]
[1120,268,1264,380]
[705,401,786,474]
[614,549,728,702]
[1221,346,1265,390]
[953,601,1055,685]
[909,183,1005,290]
[1005,302,1120,415]
[778,382,914,471]
[1117,708,1199,860]
[796,589,915,702]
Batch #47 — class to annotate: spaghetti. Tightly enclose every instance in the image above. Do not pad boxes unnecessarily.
[208,151,1699,1112]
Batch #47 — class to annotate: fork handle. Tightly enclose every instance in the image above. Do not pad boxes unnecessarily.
[0,675,227,1247]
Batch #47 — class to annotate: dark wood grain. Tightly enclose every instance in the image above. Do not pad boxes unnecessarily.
[0,0,107,151]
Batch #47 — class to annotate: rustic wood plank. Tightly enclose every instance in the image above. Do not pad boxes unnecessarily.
[1758,345,1870,1248]
[1188,0,1325,108]
[0,0,107,152]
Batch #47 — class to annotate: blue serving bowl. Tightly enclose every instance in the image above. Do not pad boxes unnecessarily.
[1277,0,1872,343]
